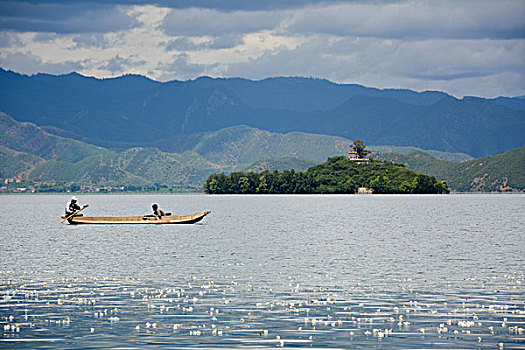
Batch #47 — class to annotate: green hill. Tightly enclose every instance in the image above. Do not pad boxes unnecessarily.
[27,148,223,190]
[443,148,525,192]
[375,148,525,192]
[204,156,448,194]
[374,151,458,179]
[0,112,105,162]
[28,158,149,187]
[0,145,44,179]
[192,126,353,165]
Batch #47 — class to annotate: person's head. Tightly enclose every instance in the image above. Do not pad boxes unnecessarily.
[71,196,77,203]
[152,204,158,210]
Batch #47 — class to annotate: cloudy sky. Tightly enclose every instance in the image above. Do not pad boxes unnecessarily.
[1,0,524,97]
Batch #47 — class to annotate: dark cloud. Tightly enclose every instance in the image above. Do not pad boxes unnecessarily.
[98,54,146,74]
[0,1,137,33]
[165,38,204,51]
[206,34,244,49]
[151,0,383,11]
[2,0,397,12]
[161,8,283,36]
[3,0,523,40]
[284,1,525,40]
[71,33,112,49]
[160,1,525,40]
[388,39,525,80]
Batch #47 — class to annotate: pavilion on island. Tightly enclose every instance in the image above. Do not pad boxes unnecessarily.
[345,151,370,162]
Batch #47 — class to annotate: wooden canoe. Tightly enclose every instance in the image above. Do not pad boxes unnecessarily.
[61,211,211,225]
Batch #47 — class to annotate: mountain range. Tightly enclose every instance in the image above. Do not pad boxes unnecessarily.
[0,113,356,190]
[1,68,524,157]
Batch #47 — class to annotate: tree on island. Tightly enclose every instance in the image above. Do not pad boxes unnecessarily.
[352,139,369,158]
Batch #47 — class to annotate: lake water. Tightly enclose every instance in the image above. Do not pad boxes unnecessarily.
[0,194,524,349]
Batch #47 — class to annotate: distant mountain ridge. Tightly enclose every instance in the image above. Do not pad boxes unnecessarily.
[1,68,524,157]
[0,113,354,189]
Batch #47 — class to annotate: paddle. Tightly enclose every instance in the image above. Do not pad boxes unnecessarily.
[58,204,89,224]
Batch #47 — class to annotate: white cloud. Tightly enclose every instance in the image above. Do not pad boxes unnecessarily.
[0,31,21,47]
[0,51,88,74]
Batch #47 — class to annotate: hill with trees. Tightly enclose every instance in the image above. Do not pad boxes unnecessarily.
[0,145,44,179]
[375,148,525,192]
[203,156,448,194]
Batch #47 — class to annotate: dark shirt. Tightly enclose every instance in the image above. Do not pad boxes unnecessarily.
[66,201,81,216]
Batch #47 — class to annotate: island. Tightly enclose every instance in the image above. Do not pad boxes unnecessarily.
[203,141,449,194]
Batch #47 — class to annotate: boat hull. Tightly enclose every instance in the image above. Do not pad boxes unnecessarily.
[62,211,211,225]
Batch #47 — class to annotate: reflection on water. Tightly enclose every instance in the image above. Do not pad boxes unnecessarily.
[1,194,524,348]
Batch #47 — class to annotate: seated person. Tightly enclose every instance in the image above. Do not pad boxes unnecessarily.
[152,204,166,218]
[65,197,88,217]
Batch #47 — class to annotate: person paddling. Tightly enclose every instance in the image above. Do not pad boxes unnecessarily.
[152,204,166,218]
[65,197,88,217]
